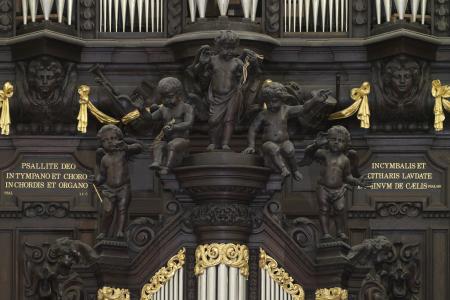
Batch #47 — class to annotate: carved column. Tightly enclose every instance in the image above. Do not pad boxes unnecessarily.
[264,0,280,36]
[0,0,13,37]
[434,0,450,36]
[351,0,369,37]
[167,0,182,37]
[80,0,96,38]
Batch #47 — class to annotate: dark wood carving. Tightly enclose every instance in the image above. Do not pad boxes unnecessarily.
[265,0,280,35]
[80,0,96,38]
[23,237,98,300]
[167,0,182,37]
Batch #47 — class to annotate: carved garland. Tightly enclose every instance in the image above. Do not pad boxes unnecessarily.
[259,249,305,300]
[97,287,130,300]
[195,243,249,278]
[315,287,348,300]
[140,248,186,300]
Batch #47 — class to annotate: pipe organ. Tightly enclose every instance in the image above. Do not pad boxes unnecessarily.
[188,0,259,23]
[259,249,305,300]
[375,0,428,25]
[141,248,186,300]
[195,243,249,300]
[99,0,164,33]
[20,0,74,25]
[284,0,348,33]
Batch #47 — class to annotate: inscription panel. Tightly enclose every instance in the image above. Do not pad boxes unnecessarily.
[0,155,92,207]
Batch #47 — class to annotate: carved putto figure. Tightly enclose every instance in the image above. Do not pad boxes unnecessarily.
[140,77,194,174]
[24,237,98,300]
[243,81,328,180]
[92,124,143,240]
[300,125,370,240]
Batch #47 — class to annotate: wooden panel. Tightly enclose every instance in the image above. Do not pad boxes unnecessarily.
[432,230,449,300]
[0,231,13,300]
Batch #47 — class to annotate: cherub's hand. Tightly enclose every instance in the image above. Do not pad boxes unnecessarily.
[311,89,331,103]
[115,141,128,151]
[315,132,328,147]
[87,175,96,185]
[358,175,373,189]
[163,124,174,135]
[242,147,256,154]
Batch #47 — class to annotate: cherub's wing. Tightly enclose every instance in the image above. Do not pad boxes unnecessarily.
[348,149,361,178]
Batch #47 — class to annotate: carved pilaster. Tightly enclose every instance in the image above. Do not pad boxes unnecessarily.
[0,0,13,36]
[167,0,182,37]
[80,0,96,38]
[434,0,450,36]
[351,0,368,37]
[265,0,280,36]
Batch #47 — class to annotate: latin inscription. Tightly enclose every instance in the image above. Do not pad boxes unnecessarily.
[1,156,90,199]
[365,161,441,190]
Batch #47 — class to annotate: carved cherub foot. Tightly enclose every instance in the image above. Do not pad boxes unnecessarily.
[96,233,105,240]
[206,144,216,151]
[116,231,124,239]
[159,167,169,175]
[149,162,161,170]
[281,167,291,178]
[337,232,349,241]
[321,233,333,240]
[222,144,231,151]
[293,171,303,181]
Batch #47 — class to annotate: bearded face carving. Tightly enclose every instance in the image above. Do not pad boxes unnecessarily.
[372,55,431,127]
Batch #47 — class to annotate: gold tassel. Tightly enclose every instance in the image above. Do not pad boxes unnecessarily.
[77,85,120,133]
[77,85,90,133]
[432,79,450,131]
[328,82,371,129]
[0,82,13,135]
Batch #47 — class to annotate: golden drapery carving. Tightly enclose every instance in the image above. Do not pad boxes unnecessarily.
[77,85,142,133]
[0,81,13,135]
[195,243,249,278]
[259,248,305,300]
[329,82,371,129]
[432,79,450,131]
[315,287,348,300]
[140,248,186,300]
[97,287,130,300]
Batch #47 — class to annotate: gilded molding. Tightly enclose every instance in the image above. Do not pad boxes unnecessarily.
[97,287,130,300]
[140,248,186,300]
[315,287,348,300]
[195,243,249,278]
[259,248,305,300]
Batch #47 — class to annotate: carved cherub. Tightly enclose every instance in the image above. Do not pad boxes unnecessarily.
[300,125,371,240]
[92,125,143,240]
[205,30,244,151]
[139,77,194,174]
[242,81,328,180]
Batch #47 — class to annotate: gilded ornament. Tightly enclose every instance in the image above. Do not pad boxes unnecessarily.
[140,248,186,300]
[0,81,13,135]
[315,287,348,300]
[97,287,130,300]
[259,248,305,300]
[329,81,371,128]
[432,79,450,131]
[195,243,249,278]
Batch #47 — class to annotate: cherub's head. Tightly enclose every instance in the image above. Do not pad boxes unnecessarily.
[157,77,184,109]
[260,81,290,112]
[214,30,239,61]
[327,125,350,153]
[97,124,124,153]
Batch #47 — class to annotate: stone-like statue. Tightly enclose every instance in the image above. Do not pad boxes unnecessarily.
[92,125,143,239]
[24,237,98,300]
[15,55,77,132]
[372,54,431,127]
[300,125,370,240]
[199,30,244,151]
[243,81,329,180]
[140,77,194,175]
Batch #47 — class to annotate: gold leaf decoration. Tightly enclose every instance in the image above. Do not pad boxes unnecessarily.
[329,81,371,129]
[259,248,305,300]
[97,287,130,300]
[140,248,186,300]
[315,287,348,300]
[0,81,13,135]
[432,79,450,131]
[195,243,249,278]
